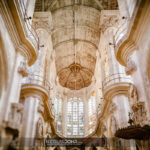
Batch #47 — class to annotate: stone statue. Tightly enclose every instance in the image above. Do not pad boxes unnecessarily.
[36,118,43,138]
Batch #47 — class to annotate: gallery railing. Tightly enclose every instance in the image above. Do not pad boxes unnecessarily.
[22,74,51,92]
[102,73,132,91]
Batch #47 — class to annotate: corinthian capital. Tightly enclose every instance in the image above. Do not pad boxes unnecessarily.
[100,10,120,33]
[32,12,53,34]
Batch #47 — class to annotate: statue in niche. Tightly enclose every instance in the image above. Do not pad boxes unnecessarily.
[36,118,43,138]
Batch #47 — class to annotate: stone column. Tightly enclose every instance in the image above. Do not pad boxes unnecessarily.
[0,52,28,122]
[100,12,135,150]
[19,12,53,149]
[20,91,46,148]
[104,27,125,75]
[117,0,130,18]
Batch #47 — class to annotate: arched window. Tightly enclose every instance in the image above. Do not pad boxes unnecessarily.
[67,97,84,136]
[54,96,62,133]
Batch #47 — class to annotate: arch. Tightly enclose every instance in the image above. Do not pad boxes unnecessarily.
[0,30,8,99]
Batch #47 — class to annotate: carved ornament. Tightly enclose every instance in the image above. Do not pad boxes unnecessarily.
[101,15,120,33]
[131,102,149,126]
[18,61,28,77]
[125,57,136,75]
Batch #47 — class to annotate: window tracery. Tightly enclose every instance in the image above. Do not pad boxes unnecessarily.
[67,97,84,136]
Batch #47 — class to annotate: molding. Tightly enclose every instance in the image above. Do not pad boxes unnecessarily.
[0,0,37,66]
[21,83,49,100]
[115,0,149,66]
[103,82,131,100]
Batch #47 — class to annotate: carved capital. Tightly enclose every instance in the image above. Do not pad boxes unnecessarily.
[125,57,136,75]
[32,12,52,34]
[101,15,120,33]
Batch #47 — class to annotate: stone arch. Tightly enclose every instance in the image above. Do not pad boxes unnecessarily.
[0,31,8,98]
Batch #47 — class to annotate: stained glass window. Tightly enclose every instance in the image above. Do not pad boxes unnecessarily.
[67,97,84,136]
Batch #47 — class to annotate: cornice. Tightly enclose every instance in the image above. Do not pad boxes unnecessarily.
[115,0,148,66]
[0,0,37,66]
[103,82,131,100]
[21,83,49,100]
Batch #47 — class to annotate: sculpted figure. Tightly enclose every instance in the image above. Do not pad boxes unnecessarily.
[36,118,43,138]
